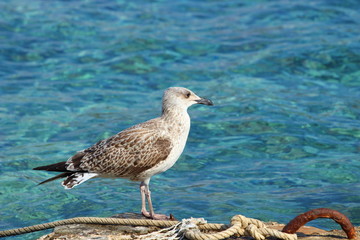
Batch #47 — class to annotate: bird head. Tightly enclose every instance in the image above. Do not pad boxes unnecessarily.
[162,87,213,114]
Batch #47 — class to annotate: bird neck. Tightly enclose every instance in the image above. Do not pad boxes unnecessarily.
[161,107,190,127]
[161,103,187,116]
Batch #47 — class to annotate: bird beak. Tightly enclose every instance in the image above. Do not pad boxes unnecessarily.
[195,97,214,106]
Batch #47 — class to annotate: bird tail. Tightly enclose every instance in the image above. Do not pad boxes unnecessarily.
[37,172,73,185]
[33,161,67,172]
[33,162,98,189]
[62,172,98,189]
[34,161,71,185]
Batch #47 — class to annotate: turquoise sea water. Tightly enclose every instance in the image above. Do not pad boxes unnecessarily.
[1,0,359,239]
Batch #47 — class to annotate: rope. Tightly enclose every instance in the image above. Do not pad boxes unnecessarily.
[0,217,177,237]
[0,215,297,240]
[183,215,297,240]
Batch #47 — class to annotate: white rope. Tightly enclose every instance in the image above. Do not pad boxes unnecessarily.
[136,218,207,240]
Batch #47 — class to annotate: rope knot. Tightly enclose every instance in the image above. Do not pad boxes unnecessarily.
[231,215,249,227]
[245,223,266,240]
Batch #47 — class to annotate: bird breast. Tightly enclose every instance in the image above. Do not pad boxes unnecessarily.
[136,112,191,180]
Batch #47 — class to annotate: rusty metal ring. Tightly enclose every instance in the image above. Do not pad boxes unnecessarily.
[282,208,357,239]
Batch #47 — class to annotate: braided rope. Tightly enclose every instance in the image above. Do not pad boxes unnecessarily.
[0,215,297,240]
[184,215,297,240]
[0,217,177,237]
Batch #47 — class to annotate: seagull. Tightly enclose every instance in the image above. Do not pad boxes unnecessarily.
[33,87,213,220]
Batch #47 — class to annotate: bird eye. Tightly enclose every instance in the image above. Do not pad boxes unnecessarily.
[185,92,191,98]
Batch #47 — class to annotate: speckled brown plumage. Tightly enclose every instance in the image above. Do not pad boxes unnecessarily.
[67,119,174,180]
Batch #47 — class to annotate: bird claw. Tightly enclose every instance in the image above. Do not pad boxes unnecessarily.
[141,211,176,220]
[169,213,177,221]
[151,213,171,220]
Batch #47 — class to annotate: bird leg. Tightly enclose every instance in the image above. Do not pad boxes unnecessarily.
[140,183,148,217]
[140,181,169,220]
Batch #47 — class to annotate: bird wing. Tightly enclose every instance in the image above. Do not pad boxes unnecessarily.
[66,119,173,178]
